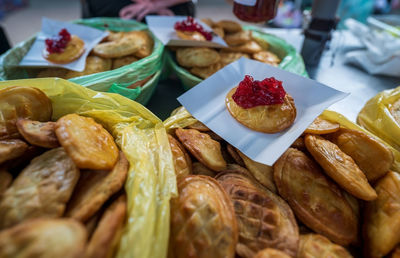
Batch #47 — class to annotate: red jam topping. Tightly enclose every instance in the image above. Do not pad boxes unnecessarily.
[174,16,213,41]
[45,28,71,54]
[232,75,286,108]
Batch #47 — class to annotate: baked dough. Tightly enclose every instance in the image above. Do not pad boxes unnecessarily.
[43,35,85,64]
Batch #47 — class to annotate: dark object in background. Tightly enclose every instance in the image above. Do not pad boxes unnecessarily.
[81,0,195,19]
[0,25,11,55]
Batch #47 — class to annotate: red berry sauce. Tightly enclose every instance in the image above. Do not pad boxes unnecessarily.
[232,75,286,108]
[174,16,213,41]
[45,28,71,54]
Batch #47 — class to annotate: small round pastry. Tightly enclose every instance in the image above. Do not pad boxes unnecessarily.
[176,30,206,41]
[226,75,296,133]
[43,28,85,64]
[174,16,213,41]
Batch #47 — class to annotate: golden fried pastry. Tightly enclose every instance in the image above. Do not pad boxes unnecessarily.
[216,170,299,258]
[0,86,52,140]
[0,218,87,258]
[176,47,220,68]
[237,150,276,193]
[205,131,224,141]
[16,119,59,148]
[298,234,353,258]
[392,246,400,258]
[36,67,68,78]
[85,195,126,258]
[274,148,358,245]
[219,52,250,66]
[252,51,280,66]
[176,30,206,41]
[187,121,210,131]
[170,175,238,258]
[44,35,85,64]
[192,162,216,177]
[363,171,400,258]
[93,34,143,58]
[254,248,291,258]
[105,31,124,42]
[65,152,128,222]
[168,134,192,181]
[126,30,154,58]
[224,40,263,54]
[1,145,44,173]
[224,30,252,46]
[226,88,296,133]
[0,139,28,164]
[65,56,112,79]
[55,114,119,170]
[85,211,102,239]
[226,144,245,166]
[390,98,400,125]
[0,169,12,194]
[304,134,377,201]
[329,128,393,182]
[304,116,340,134]
[112,55,138,69]
[201,18,214,27]
[212,26,225,38]
[291,137,306,151]
[175,128,227,171]
[0,147,80,229]
[190,62,224,79]
[216,20,243,33]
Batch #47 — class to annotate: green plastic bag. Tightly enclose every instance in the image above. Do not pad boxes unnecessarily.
[0,18,164,104]
[166,26,308,91]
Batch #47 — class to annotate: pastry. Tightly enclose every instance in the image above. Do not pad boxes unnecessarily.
[43,29,85,64]
[390,98,400,125]
[104,31,124,42]
[93,34,144,58]
[36,67,68,78]
[191,161,216,177]
[0,218,86,258]
[112,55,138,69]
[254,248,291,258]
[55,114,119,170]
[363,171,400,258]
[200,18,214,27]
[226,144,245,166]
[304,134,377,200]
[16,119,59,148]
[65,152,128,222]
[0,86,52,140]
[174,16,213,41]
[190,62,224,79]
[216,20,243,33]
[0,147,80,229]
[85,195,127,258]
[226,75,296,133]
[212,26,225,38]
[169,175,238,258]
[274,148,358,245]
[64,55,112,79]
[126,30,153,58]
[252,51,280,66]
[187,121,210,131]
[176,30,206,41]
[0,169,12,194]
[175,128,227,171]
[298,234,353,258]
[290,137,306,151]
[223,40,263,54]
[328,128,393,182]
[224,30,252,46]
[176,47,220,68]
[237,149,277,193]
[219,52,250,66]
[216,169,299,258]
[304,116,340,134]
[168,134,192,180]
[0,139,28,164]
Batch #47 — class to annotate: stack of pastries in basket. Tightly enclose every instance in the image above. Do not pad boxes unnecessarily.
[0,86,129,258]
[37,29,153,81]
[167,110,400,258]
[171,19,281,79]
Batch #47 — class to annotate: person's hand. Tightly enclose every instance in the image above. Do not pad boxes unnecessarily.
[119,0,174,21]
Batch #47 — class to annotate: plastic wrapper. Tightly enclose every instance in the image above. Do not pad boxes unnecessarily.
[357,87,400,171]
[166,26,308,90]
[0,78,177,258]
[0,18,165,104]
[165,107,400,172]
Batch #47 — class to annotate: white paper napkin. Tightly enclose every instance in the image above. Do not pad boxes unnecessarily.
[19,17,108,72]
[146,15,227,48]
[178,58,349,166]
[344,18,400,77]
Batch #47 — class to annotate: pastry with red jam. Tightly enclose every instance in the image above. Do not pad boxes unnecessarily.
[174,16,213,41]
[43,28,85,64]
[226,75,296,133]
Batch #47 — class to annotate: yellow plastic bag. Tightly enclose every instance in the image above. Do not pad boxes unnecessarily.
[0,78,177,258]
[164,107,400,172]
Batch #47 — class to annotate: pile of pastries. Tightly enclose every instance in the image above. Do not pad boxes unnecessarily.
[171,19,281,79]
[37,30,153,80]
[167,113,399,258]
[0,86,128,258]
